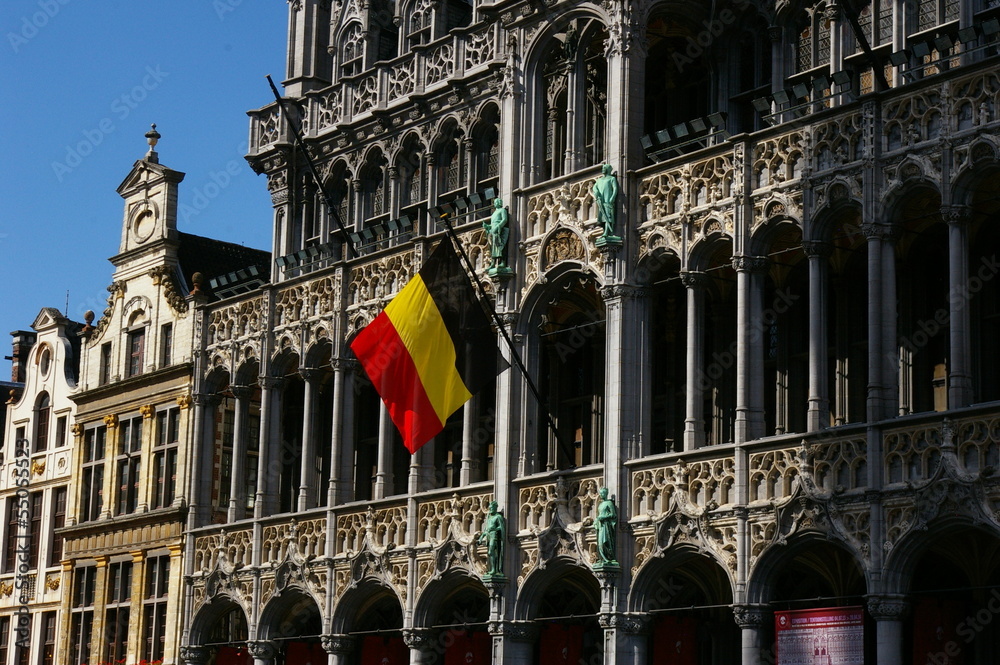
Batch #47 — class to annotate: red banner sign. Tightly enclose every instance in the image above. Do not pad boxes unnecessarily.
[774,606,864,664]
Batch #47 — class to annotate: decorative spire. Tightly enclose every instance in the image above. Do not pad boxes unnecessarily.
[144,123,161,163]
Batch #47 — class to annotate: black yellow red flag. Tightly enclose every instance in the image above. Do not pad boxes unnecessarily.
[350,236,502,453]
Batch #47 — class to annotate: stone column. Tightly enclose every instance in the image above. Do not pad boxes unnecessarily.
[321,634,356,665]
[489,621,539,665]
[254,376,281,519]
[464,137,476,191]
[945,205,973,408]
[863,224,886,422]
[229,385,252,522]
[733,604,769,665]
[733,256,768,443]
[867,595,909,665]
[327,359,349,506]
[189,397,218,525]
[374,404,394,499]
[247,640,277,665]
[460,394,478,485]
[600,614,648,665]
[402,628,437,665]
[881,227,899,416]
[803,241,833,431]
[298,367,321,511]
[681,271,708,449]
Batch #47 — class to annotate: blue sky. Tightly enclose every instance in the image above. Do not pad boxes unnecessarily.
[0,1,287,352]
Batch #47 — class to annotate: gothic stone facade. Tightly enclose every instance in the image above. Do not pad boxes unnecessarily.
[170,1,1000,665]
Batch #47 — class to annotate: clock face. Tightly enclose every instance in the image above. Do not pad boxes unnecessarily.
[132,210,155,243]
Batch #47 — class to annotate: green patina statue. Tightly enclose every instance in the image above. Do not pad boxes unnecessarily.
[479,500,507,578]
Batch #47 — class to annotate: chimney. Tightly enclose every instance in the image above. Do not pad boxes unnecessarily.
[9,330,36,383]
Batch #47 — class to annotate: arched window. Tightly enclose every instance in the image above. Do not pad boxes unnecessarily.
[397,135,426,210]
[407,0,434,47]
[434,123,464,196]
[796,3,833,74]
[470,106,500,189]
[34,392,51,453]
[539,18,609,180]
[341,22,365,77]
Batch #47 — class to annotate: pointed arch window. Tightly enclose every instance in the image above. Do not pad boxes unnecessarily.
[341,22,365,77]
[796,4,833,73]
[539,19,609,180]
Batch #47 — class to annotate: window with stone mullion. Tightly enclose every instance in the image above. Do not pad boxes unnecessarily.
[69,566,97,665]
[115,416,143,515]
[80,426,106,522]
[143,556,170,662]
[104,561,133,663]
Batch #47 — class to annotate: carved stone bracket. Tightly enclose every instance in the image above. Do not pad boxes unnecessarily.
[180,645,210,665]
[402,628,437,650]
[598,613,648,635]
[246,641,277,661]
[866,594,910,621]
[731,255,769,273]
[321,634,357,655]
[733,604,770,629]
[489,620,540,642]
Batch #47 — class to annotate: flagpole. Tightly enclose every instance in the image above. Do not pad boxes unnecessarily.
[265,75,357,259]
[437,215,577,468]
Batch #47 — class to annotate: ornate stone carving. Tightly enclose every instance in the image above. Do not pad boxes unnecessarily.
[321,634,356,655]
[733,604,769,629]
[246,641,277,660]
[866,595,910,621]
[180,645,210,665]
[149,265,190,313]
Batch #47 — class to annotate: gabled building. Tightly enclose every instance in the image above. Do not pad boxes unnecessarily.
[0,309,81,665]
[59,133,268,665]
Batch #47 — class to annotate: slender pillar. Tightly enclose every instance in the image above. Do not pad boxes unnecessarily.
[945,206,973,408]
[733,256,768,443]
[867,595,909,665]
[863,224,886,421]
[881,229,899,416]
[682,271,708,449]
[460,395,477,485]
[374,404,394,499]
[254,376,280,519]
[327,360,348,506]
[228,386,252,522]
[298,368,320,511]
[804,241,833,431]
[733,605,769,665]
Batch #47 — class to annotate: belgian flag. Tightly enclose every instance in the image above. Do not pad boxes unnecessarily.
[350,236,503,453]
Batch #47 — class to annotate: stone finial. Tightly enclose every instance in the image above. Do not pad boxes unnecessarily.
[190,272,204,296]
[145,123,161,163]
